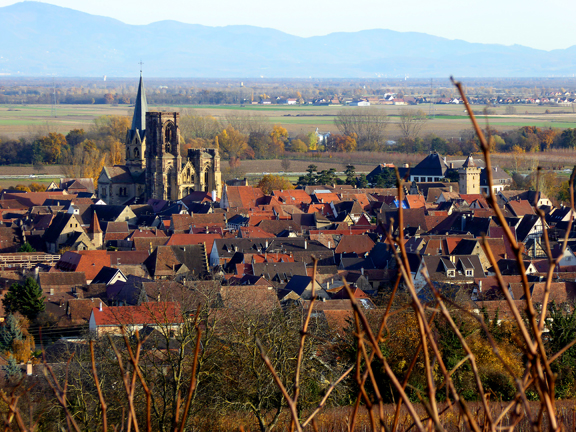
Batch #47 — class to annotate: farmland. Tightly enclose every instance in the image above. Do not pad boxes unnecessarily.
[1,102,576,139]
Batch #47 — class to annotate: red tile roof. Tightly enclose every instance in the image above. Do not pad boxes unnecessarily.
[91,302,183,326]
[334,235,375,255]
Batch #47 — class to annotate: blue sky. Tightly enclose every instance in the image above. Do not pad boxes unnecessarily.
[4,0,574,51]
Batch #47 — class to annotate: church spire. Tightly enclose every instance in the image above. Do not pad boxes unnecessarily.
[130,72,148,140]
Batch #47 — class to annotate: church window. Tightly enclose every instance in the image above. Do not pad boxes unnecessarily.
[204,170,209,192]
[134,147,140,158]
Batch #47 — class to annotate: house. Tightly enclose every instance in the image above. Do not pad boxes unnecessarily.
[414,255,485,290]
[38,272,87,297]
[88,302,183,337]
[278,275,329,301]
[91,267,127,286]
[144,244,209,280]
[43,213,95,253]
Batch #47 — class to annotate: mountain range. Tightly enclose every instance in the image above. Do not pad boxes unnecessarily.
[0,1,574,78]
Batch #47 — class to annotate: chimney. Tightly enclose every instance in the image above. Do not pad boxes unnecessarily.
[327,281,330,289]
[211,190,217,201]
[478,280,483,292]
[361,267,364,275]
[450,162,454,169]
[49,288,54,296]
[26,362,32,376]
[328,241,331,249]
[494,167,498,172]
[304,240,308,250]
[449,186,452,193]
[461,215,466,232]
[265,240,269,248]
[99,301,103,312]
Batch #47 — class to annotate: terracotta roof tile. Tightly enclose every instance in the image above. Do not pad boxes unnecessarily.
[334,235,375,255]
[91,302,183,326]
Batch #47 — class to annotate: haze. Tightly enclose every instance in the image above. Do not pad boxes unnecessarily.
[2,0,574,51]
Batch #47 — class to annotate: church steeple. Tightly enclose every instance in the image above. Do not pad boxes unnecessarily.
[129,73,148,141]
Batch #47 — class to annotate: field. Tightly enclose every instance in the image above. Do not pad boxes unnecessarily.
[1,102,576,139]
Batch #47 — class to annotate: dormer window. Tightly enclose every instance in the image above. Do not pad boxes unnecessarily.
[465,269,473,277]
[447,270,455,277]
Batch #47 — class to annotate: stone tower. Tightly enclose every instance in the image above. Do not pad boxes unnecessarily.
[125,73,147,173]
[145,112,182,201]
[459,154,481,194]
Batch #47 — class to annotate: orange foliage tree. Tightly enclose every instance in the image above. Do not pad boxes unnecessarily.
[257,174,294,194]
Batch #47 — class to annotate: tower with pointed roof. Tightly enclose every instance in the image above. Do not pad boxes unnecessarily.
[97,73,221,205]
[125,73,147,172]
[459,155,481,194]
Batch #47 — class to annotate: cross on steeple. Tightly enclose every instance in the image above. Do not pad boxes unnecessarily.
[139,60,144,75]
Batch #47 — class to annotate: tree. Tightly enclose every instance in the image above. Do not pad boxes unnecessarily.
[0,314,22,351]
[217,126,253,159]
[289,139,308,153]
[179,111,221,140]
[326,134,357,152]
[223,112,269,135]
[344,164,356,185]
[306,131,318,150]
[269,125,288,142]
[90,115,131,142]
[334,107,388,151]
[298,164,318,186]
[2,277,45,320]
[512,145,525,172]
[558,129,576,149]
[280,158,291,172]
[2,356,21,381]
[357,174,369,188]
[32,132,66,164]
[547,303,576,398]
[398,108,428,139]
[18,243,35,253]
[505,105,517,115]
[257,174,294,194]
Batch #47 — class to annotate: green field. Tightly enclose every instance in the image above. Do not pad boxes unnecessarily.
[0,102,575,139]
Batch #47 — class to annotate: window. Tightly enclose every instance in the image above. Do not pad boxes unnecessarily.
[465,269,473,277]
[427,177,433,182]
[447,270,455,277]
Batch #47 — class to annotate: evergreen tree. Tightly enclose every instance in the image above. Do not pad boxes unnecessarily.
[2,356,22,381]
[344,164,356,185]
[0,314,23,351]
[2,277,45,320]
[17,242,36,253]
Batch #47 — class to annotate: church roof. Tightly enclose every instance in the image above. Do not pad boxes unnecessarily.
[129,74,147,142]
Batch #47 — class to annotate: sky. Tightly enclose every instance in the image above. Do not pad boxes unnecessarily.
[2,0,574,51]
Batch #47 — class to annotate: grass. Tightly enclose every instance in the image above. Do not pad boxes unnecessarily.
[0,102,575,138]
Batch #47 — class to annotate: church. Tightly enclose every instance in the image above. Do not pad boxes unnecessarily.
[97,75,222,205]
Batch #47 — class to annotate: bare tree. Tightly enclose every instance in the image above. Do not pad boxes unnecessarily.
[222,111,270,135]
[334,107,388,151]
[179,110,221,140]
[397,108,428,139]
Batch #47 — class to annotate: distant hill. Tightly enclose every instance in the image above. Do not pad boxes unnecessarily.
[0,1,574,77]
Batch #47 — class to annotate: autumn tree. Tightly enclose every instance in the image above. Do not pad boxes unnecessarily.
[32,132,66,164]
[326,134,357,152]
[217,126,253,159]
[398,108,428,139]
[90,115,131,142]
[289,138,308,153]
[334,107,388,150]
[257,174,294,194]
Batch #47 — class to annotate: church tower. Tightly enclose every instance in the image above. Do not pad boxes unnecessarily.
[459,154,481,194]
[145,112,182,201]
[125,73,147,172]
